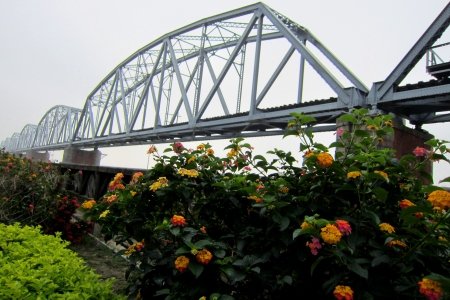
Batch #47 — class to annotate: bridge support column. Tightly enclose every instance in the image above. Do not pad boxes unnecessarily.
[337,118,434,174]
[25,150,50,162]
[62,147,102,166]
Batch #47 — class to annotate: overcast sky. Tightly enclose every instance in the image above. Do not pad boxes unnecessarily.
[1,0,449,184]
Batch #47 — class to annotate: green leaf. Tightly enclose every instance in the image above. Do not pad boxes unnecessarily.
[251,267,261,274]
[195,240,213,248]
[372,187,388,202]
[210,294,221,300]
[439,176,450,184]
[329,141,345,148]
[293,227,318,239]
[213,249,226,258]
[155,289,170,296]
[322,274,343,294]
[170,226,180,236]
[188,261,204,278]
[338,114,356,123]
[354,130,371,138]
[336,184,357,192]
[425,139,438,147]
[175,246,191,255]
[313,143,328,152]
[420,186,445,194]
[279,216,290,231]
[419,171,434,184]
[350,154,368,162]
[371,255,391,267]
[282,275,293,285]
[283,130,300,138]
[311,256,325,276]
[347,262,368,279]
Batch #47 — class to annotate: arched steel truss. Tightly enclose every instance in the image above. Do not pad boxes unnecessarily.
[2,2,450,153]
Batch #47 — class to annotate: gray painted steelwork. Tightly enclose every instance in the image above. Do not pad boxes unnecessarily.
[2,2,450,153]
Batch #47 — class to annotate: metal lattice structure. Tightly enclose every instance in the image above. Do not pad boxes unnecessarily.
[2,2,450,153]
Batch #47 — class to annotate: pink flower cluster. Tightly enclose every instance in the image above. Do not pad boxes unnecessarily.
[335,220,352,235]
[413,147,428,157]
[172,142,184,153]
[306,238,322,255]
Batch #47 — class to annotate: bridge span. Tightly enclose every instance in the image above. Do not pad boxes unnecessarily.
[2,2,450,164]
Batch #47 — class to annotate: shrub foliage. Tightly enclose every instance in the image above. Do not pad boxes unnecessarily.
[84,109,450,299]
[0,223,125,299]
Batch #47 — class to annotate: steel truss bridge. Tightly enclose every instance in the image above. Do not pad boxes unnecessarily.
[2,2,450,153]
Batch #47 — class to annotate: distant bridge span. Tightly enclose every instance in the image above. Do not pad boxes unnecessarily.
[2,2,450,153]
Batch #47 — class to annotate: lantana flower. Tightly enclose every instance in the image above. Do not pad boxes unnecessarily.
[196,249,213,264]
[347,171,362,179]
[379,223,395,234]
[333,285,354,300]
[175,256,189,273]
[334,220,352,235]
[81,200,96,209]
[427,190,450,210]
[171,215,186,226]
[398,199,415,209]
[320,224,342,244]
[306,237,322,255]
[413,147,428,157]
[418,278,443,300]
[374,170,388,179]
[317,152,333,168]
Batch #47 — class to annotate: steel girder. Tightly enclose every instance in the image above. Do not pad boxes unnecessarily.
[65,2,366,149]
[368,2,450,126]
[3,106,82,153]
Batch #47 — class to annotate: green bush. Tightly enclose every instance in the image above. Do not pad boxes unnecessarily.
[85,109,450,299]
[0,223,125,299]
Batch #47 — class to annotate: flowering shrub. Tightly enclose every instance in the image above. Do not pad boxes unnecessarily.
[0,151,93,243]
[86,109,450,299]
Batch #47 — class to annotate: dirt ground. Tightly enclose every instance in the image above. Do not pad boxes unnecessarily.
[68,235,130,296]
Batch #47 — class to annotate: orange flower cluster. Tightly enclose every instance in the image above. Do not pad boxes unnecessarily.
[175,256,189,273]
[81,199,96,209]
[398,199,415,209]
[132,172,144,183]
[200,226,206,234]
[387,240,407,248]
[418,278,443,300]
[227,148,239,157]
[109,173,124,191]
[320,224,342,244]
[347,171,362,179]
[317,153,333,168]
[333,285,354,300]
[379,223,395,234]
[248,195,263,203]
[125,240,145,257]
[196,249,213,264]
[206,148,214,155]
[334,220,352,235]
[177,168,199,178]
[171,215,186,226]
[428,190,450,210]
[104,194,118,205]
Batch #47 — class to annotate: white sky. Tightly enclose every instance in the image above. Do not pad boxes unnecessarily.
[0,0,449,184]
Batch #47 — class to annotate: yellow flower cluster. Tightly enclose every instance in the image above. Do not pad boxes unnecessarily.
[187,156,195,164]
[177,168,199,178]
[367,125,379,130]
[320,224,342,244]
[374,170,388,179]
[427,190,450,210]
[379,223,395,234]
[287,121,296,128]
[206,148,214,155]
[150,177,169,191]
[227,148,239,157]
[197,144,205,150]
[347,171,362,179]
[81,199,96,209]
[99,210,110,218]
[316,153,333,168]
[278,186,289,194]
[301,222,313,229]
[175,256,190,273]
